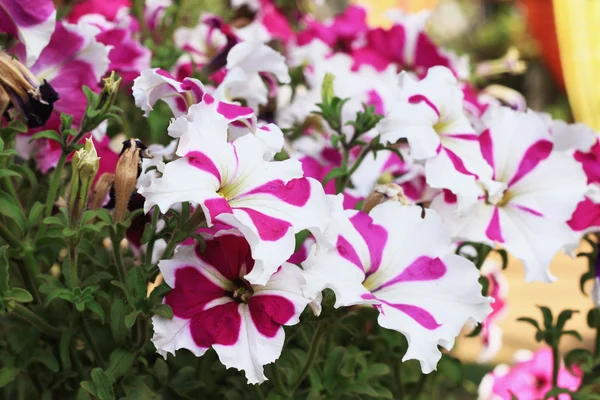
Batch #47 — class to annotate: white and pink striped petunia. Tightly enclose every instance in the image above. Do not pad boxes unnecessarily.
[0,0,57,67]
[432,106,587,282]
[303,196,492,373]
[376,66,498,210]
[139,105,330,284]
[152,233,313,384]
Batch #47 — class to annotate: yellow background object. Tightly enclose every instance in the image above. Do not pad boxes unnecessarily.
[553,0,600,130]
[353,0,439,27]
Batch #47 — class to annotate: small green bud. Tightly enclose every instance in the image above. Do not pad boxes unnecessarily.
[321,73,335,105]
[68,137,101,227]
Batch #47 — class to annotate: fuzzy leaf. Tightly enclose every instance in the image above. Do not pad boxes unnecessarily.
[6,288,33,303]
[0,366,20,387]
[0,191,27,234]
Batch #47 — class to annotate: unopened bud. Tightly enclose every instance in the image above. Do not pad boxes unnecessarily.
[90,173,115,210]
[98,71,121,112]
[362,183,411,213]
[114,139,149,223]
[475,47,526,79]
[68,137,100,226]
[321,73,335,105]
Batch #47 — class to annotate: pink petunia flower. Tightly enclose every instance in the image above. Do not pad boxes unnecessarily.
[376,66,498,210]
[152,232,313,384]
[67,0,131,23]
[478,347,581,400]
[432,106,587,282]
[0,0,56,66]
[139,105,330,284]
[303,196,492,373]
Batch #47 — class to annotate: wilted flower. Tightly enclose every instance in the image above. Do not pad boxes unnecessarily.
[0,51,59,128]
[114,138,149,223]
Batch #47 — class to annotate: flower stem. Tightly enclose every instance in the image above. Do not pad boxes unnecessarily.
[551,341,560,390]
[109,227,126,282]
[44,152,67,219]
[251,384,265,400]
[69,242,79,288]
[12,303,62,337]
[80,317,105,368]
[290,320,327,393]
[17,256,41,304]
[270,364,288,397]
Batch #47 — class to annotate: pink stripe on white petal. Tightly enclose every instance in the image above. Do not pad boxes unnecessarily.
[444,148,479,179]
[444,133,479,141]
[349,213,387,274]
[513,204,544,217]
[187,151,222,182]
[376,256,446,290]
[336,235,364,272]
[485,207,504,243]
[236,208,292,241]
[203,197,234,226]
[408,94,440,117]
[507,140,553,187]
[216,101,254,122]
[479,129,495,178]
[248,295,295,338]
[242,178,311,207]
[362,293,442,330]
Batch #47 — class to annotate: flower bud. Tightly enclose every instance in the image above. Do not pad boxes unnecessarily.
[321,72,335,105]
[0,51,59,128]
[114,139,150,223]
[98,71,121,114]
[68,137,100,226]
[362,183,411,214]
[90,173,115,210]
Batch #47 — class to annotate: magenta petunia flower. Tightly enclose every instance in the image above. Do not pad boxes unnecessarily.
[152,232,313,384]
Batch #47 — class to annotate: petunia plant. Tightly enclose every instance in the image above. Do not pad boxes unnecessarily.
[0,1,600,399]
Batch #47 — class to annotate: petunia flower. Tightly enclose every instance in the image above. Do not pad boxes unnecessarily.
[376,66,498,210]
[432,106,587,282]
[67,0,131,23]
[302,196,492,373]
[139,106,330,284]
[0,0,56,67]
[152,233,313,384]
[478,347,581,400]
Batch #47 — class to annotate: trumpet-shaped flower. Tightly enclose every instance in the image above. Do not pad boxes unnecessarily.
[303,196,492,373]
[376,66,497,209]
[432,106,587,282]
[152,233,313,384]
[139,108,330,284]
[0,0,56,67]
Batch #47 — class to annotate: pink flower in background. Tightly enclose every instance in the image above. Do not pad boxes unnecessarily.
[297,5,368,51]
[152,233,313,383]
[67,0,131,23]
[145,0,172,31]
[377,66,497,209]
[303,197,491,373]
[139,105,330,284]
[79,13,150,84]
[432,106,587,282]
[0,0,56,66]
[478,347,581,400]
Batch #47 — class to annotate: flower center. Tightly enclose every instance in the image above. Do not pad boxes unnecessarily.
[485,188,512,207]
[230,278,254,303]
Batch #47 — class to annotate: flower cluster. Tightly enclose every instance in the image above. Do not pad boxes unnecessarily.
[1,0,597,398]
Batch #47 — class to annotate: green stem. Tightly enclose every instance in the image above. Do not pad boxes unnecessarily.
[0,222,19,247]
[69,344,87,380]
[69,242,79,288]
[551,342,560,391]
[80,317,105,368]
[338,142,376,193]
[12,303,62,337]
[17,259,41,304]
[595,324,600,357]
[110,227,127,282]
[144,207,160,270]
[44,152,67,219]
[162,230,182,260]
[133,0,151,40]
[270,364,288,397]
[290,321,328,393]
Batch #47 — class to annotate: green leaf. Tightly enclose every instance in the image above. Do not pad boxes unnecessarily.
[6,288,33,303]
[564,348,593,375]
[59,331,74,370]
[357,363,390,380]
[29,349,59,372]
[556,309,577,331]
[28,130,62,144]
[517,317,541,331]
[44,288,74,307]
[562,330,583,342]
[538,306,553,330]
[0,191,27,234]
[126,266,148,301]
[60,113,74,133]
[140,223,154,245]
[321,167,346,185]
[124,310,141,329]
[0,366,20,387]
[111,280,135,307]
[121,376,161,400]
[0,246,9,295]
[86,300,106,324]
[106,348,136,381]
[152,303,173,319]
[0,169,20,179]
[110,299,131,345]
[91,368,115,400]
[588,308,600,329]
[43,216,66,227]
[27,202,45,228]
